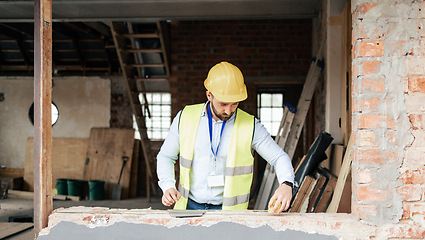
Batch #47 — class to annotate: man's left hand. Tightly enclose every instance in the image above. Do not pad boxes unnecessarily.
[268,183,292,214]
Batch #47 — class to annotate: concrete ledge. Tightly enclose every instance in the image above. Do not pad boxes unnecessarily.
[37,207,377,240]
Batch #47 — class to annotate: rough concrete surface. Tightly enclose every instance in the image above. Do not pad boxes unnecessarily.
[38,221,337,240]
[36,207,377,240]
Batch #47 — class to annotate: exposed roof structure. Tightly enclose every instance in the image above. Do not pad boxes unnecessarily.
[0,0,320,76]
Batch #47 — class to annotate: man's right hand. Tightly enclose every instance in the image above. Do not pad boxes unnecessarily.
[162,188,181,206]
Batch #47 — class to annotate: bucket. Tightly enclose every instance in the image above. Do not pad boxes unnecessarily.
[88,180,105,201]
[67,179,84,197]
[56,178,69,195]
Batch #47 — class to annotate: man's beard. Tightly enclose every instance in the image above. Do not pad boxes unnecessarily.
[211,102,235,121]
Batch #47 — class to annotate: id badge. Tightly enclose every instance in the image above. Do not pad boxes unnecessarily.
[207,175,224,187]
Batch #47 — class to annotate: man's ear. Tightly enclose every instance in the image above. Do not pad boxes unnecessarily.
[206,91,212,101]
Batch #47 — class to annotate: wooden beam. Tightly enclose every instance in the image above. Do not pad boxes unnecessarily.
[122,33,159,38]
[0,23,34,37]
[7,190,34,199]
[34,0,53,237]
[124,48,162,53]
[326,137,353,213]
[83,22,112,38]
[158,21,171,79]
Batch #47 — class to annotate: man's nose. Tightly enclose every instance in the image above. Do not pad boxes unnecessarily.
[224,106,232,115]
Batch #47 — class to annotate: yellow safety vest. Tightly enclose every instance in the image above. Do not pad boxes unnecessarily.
[174,103,254,210]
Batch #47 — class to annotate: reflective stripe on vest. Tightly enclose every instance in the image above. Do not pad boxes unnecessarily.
[174,103,254,210]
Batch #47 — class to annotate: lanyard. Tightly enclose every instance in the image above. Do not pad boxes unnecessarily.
[208,104,226,160]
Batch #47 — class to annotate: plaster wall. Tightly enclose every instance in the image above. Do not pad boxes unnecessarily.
[0,76,110,168]
[37,207,375,240]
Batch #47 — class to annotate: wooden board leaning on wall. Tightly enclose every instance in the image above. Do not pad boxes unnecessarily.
[24,138,89,192]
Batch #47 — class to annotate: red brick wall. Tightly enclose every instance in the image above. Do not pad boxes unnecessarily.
[352,1,425,237]
[169,19,312,117]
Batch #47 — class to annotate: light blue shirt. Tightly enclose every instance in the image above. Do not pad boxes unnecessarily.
[157,102,294,205]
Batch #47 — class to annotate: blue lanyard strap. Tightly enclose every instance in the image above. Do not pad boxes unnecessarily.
[208,104,226,158]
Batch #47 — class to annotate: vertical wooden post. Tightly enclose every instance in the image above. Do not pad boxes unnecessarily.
[34,0,53,237]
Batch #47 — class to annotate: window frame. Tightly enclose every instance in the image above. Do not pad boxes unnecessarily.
[257,87,286,137]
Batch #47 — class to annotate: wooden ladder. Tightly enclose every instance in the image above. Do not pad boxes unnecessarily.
[110,21,171,200]
[254,39,325,210]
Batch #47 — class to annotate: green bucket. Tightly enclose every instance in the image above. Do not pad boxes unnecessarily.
[88,180,105,200]
[67,179,84,197]
[56,178,69,195]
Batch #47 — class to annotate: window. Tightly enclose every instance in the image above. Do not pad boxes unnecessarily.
[257,90,284,136]
[134,93,171,140]
[28,102,59,126]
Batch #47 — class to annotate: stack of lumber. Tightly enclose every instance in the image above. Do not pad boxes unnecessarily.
[290,167,337,213]
[290,138,352,213]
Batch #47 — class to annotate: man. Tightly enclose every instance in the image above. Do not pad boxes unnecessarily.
[157,61,294,213]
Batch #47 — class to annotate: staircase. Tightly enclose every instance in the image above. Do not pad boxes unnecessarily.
[110,21,171,200]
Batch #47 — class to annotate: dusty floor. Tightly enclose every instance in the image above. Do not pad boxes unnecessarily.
[0,196,168,239]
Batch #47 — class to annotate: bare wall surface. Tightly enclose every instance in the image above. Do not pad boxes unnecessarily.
[0,76,111,168]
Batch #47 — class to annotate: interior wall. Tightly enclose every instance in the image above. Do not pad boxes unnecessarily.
[169,19,312,118]
[0,76,111,168]
[110,76,133,129]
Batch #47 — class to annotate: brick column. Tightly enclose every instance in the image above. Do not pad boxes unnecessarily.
[351,0,425,236]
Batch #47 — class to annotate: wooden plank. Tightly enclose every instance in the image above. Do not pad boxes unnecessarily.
[289,175,316,213]
[7,190,34,199]
[284,39,325,159]
[84,128,134,200]
[24,138,89,191]
[0,223,34,239]
[129,140,140,198]
[53,195,80,201]
[122,33,159,38]
[315,176,337,212]
[306,174,327,213]
[327,137,353,213]
[34,0,53,233]
[294,155,307,175]
[158,21,171,79]
[0,168,24,177]
[337,171,352,213]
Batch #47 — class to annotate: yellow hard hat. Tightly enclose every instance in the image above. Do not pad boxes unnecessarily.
[204,61,247,102]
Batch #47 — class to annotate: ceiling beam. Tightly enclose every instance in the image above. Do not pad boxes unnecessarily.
[0,24,28,39]
[0,23,34,36]
[0,0,319,22]
[83,22,112,38]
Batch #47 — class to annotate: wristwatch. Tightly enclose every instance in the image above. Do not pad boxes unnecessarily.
[281,181,294,188]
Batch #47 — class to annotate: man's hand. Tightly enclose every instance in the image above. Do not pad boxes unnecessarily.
[162,188,181,207]
[268,183,292,214]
